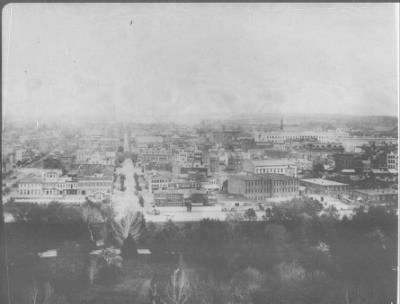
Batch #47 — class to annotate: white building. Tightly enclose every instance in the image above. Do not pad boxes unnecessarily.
[76,149,92,163]
[340,137,397,153]
[387,151,398,172]
[242,159,297,177]
[254,130,344,144]
[15,149,25,162]
[148,174,171,193]
[15,172,113,203]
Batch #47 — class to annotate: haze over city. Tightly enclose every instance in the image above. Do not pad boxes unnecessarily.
[2,3,399,304]
[2,3,399,124]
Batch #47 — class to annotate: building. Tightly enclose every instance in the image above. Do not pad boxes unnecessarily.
[224,151,249,172]
[387,151,398,172]
[300,178,349,194]
[242,159,297,177]
[186,190,209,206]
[76,176,113,196]
[254,130,345,144]
[206,152,219,175]
[334,153,354,171]
[340,137,397,153]
[139,151,170,164]
[134,135,164,148]
[228,173,299,200]
[15,171,113,203]
[76,149,115,166]
[15,149,25,162]
[351,189,398,205]
[179,166,208,177]
[148,174,171,193]
[153,189,185,206]
[213,127,241,146]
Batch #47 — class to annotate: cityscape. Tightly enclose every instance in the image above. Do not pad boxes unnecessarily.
[1,3,399,304]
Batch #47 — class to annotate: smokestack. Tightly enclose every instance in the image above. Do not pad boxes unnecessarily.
[280,119,283,131]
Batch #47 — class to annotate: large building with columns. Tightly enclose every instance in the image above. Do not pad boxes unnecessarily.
[241,159,297,178]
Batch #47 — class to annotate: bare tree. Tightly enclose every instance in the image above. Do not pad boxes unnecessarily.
[42,281,53,304]
[165,268,192,304]
[110,209,145,246]
[80,199,107,242]
[87,257,98,286]
[27,280,39,304]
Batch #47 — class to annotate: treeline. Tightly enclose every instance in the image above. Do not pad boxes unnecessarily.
[135,203,397,304]
[3,199,397,304]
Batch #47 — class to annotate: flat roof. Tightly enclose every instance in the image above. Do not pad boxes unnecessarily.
[247,159,295,167]
[19,176,44,184]
[230,173,296,181]
[137,249,152,255]
[301,178,348,186]
[353,189,398,196]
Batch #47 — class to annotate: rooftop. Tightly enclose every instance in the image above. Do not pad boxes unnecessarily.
[353,189,398,196]
[230,173,296,181]
[300,178,348,186]
[247,159,295,167]
[19,176,44,184]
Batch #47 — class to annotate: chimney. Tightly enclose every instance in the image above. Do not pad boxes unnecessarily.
[280,119,284,131]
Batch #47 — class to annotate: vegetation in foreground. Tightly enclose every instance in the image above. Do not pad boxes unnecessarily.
[2,198,398,304]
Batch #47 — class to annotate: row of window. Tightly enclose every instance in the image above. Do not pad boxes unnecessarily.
[245,187,297,194]
[245,180,297,186]
[78,182,112,187]
[151,179,170,184]
[255,167,290,174]
[19,189,60,196]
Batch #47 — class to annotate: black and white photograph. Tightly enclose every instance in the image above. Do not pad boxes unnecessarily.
[1,3,399,304]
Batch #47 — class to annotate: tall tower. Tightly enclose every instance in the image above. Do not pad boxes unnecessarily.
[280,119,284,131]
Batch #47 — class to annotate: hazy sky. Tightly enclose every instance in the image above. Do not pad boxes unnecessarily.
[2,3,399,124]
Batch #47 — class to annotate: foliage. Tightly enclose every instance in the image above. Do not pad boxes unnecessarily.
[109,210,146,247]
[244,208,257,221]
[5,198,397,304]
[43,158,65,174]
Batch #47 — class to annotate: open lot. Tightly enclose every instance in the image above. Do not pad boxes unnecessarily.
[144,205,265,222]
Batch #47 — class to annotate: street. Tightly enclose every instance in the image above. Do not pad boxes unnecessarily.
[112,158,141,219]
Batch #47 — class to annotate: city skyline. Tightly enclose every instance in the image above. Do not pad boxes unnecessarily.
[2,3,399,124]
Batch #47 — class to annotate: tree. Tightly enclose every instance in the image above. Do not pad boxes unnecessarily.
[222,180,228,193]
[43,158,65,174]
[264,208,272,221]
[225,210,244,222]
[162,258,194,304]
[139,195,145,208]
[119,173,126,190]
[312,162,325,178]
[109,209,145,247]
[228,267,266,304]
[3,187,11,195]
[80,199,107,242]
[244,208,257,221]
[27,280,39,304]
[325,205,340,220]
[276,261,306,282]
[42,281,54,304]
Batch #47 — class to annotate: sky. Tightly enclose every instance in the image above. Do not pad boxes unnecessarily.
[2,3,399,124]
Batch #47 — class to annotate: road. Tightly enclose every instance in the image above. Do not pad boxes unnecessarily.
[112,158,141,219]
[308,194,357,219]
[144,205,266,223]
